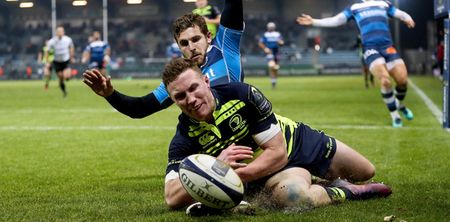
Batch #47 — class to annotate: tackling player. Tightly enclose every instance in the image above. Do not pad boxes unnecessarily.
[83,0,244,119]
[46,26,75,97]
[259,22,284,89]
[297,0,415,128]
[162,58,391,215]
[82,31,111,76]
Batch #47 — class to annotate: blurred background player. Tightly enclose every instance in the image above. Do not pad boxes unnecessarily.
[46,26,75,97]
[82,31,111,76]
[259,22,284,89]
[297,0,415,128]
[166,40,182,59]
[37,39,54,90]
[192,0,221,39]
[355,35,373,88]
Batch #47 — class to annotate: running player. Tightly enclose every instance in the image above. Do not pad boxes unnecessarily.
[83,0,244,119]
[297,0,415,127]
[192,0,221,39]
[37,39,54,90]
[258,22,284,89]
[82,31,111,76]
[46,26,75,97]
[162,58,391,214]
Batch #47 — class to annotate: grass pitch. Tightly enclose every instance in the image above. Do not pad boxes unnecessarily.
[0,75,449,221]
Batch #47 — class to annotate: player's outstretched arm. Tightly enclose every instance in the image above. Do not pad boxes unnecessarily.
[393,9,415,29]
[297,13,347,28]
[83,69,114,97]
[296,14,314,26]
[221,0,243,30]
[83,69,171,119]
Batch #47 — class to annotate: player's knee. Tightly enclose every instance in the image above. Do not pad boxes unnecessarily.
[361,163,376,181]
[271,182,314,208]
[380,76,391,88]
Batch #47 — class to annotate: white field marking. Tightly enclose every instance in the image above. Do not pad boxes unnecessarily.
[0,124,436,131]
[0,125,175,131]
[408,79,450,133]
[0,107,180,114]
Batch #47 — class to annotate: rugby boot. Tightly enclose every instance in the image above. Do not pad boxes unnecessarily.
[331,179,392,200]
[399,107,414,120]
[392,118,403,128]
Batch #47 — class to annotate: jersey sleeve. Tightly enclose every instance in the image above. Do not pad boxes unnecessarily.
[104,83,173,119]
[245,85,278,134]
[165,127,196,176]
[342,7,353,21]
[214,25,243,83]
[387,3,397,17]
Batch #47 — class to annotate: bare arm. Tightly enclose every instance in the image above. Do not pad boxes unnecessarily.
[393,9,415,28]
[234,131,288,183]
[297,13,347,27]
[164,178,193,209]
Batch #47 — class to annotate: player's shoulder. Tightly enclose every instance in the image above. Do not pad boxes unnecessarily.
[213,82,251,99]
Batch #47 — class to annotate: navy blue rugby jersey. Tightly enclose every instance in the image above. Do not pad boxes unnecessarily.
[165,83,300,176]
[153,24,244,107]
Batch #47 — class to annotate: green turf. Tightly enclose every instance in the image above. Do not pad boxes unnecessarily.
[0,75,449,221]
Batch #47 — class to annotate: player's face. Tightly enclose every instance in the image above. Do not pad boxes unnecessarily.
[167,68,215,122]
[177,25,212,65]
[56,27,64,38]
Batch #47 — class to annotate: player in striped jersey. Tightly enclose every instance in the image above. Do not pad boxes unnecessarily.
[162,58,391,213]
[82,31,111,76]
[297,0,415,128]
[259,22,284,89]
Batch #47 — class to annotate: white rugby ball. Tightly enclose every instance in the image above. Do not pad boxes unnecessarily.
[179,154,244,209]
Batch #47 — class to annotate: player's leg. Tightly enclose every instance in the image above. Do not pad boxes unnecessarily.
[43,63,51,90]
[324,139,375,182]
[369,58,402,127]
[387,59,414,120]
[56,70,67,97]
[266,167,332,208]
[268,59,277,89]
[266,167,391,209]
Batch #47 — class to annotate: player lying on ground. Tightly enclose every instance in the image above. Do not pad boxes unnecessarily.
[297,0,415,128]
[83,0,244,119]
[162,58,392,214]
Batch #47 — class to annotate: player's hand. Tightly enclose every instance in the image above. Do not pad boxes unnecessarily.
[70,57,76,63]
[82,69,114,97]
[404,19,415,29]
[264,47,272,54]
[217,144,253,169]
[296,14,313,26]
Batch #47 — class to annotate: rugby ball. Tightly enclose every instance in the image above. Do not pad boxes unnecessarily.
[179,154,244,209]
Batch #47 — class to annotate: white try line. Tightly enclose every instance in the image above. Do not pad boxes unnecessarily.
[0,124,437,131]
[408,79,450,133]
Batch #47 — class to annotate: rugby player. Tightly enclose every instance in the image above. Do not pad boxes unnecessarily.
[258,22,284,89]
[192,0,221,39]
[46,26,75,97]
[297,0,415,128]
[82,31,111,76]
[83,0,244,118]
[162,58,391,215]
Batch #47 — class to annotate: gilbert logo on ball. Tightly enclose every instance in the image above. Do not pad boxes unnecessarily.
[179,154,244,209]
